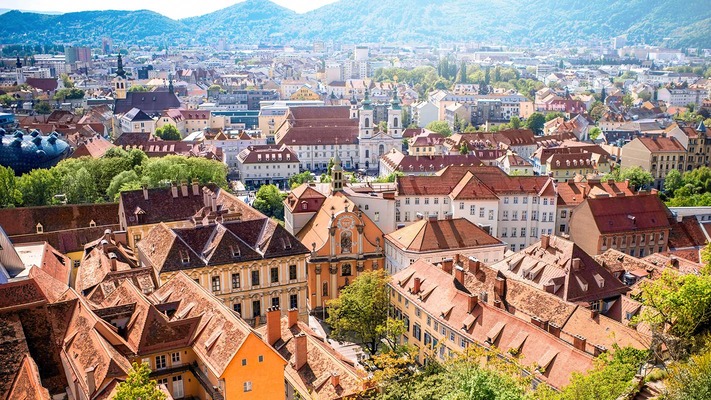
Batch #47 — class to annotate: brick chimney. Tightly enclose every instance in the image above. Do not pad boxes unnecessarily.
[541,234,550,249]
[266,307,281,346]
[192,179,200,196]
[142,184,149,200]
[412,277,421,294]
[441,258,453,274]
[467,257,480,275]
[180,180,188,197]
[571,258,581,272]
[573,334,587,351]
[211,194,218,212]
[330,372,341,387]
[494,276,505,297]
[171,183,178,198]
[548,322,561,337]
[593,344,607,356]
[468,294,478,313]
[454,266,465,284]
[288,308,299,328]
[86,366,96,395]
[294,333,308,370]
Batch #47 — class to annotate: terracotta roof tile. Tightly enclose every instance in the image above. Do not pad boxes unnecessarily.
[386,218,502,252]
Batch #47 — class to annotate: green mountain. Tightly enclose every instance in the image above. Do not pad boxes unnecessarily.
[0,0,709,48]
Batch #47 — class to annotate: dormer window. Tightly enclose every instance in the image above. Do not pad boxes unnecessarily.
[89,219,96,228]
[179,250,190,264]
[36,223,43,234]
[230,246,240,258]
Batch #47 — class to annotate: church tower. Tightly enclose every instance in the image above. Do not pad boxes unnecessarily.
[387,88,402,138]
[331,151,344,192]
[358,89,374,139]
[15,56,24,85]
[349,91,358,119]
[113,54,127,99]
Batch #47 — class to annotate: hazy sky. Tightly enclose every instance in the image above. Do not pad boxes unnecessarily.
[1,0,339,18]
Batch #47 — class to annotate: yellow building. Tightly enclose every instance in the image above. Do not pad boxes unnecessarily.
[137,218,311,326]
[290,86,321,101]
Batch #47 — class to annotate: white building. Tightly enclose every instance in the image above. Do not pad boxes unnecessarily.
[357,90,404,171]
[410,101,439,128]
[237,144,300,189]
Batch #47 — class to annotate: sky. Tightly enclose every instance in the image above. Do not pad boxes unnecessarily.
[0,0,339,18]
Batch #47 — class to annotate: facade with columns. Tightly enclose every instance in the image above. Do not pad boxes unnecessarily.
[355,90,404,171]
[296,159,385,312]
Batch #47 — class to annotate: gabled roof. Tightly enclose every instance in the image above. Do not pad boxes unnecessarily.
[122,107,153,122]
[556,179,634,207]
[584,195,670,234]
[385,217,502,252]
[114,91,180,115]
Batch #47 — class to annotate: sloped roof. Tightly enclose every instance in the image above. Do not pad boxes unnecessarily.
[114,91,180,114]
[386,217,502,252]
[585,195,670,234]
[557,179,635,207]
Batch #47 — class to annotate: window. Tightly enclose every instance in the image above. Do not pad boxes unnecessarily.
[252,300,261,318]
[133,234,141,244]
[271,267,279,283]
[512,211,518,220]
[415,198,420,205]
[504,197,509,204]
[523,197,528,204]
[232,273,240,289]
[251,270,260,286]
[434,197,439,204]
[543,198,549,205]
[521,227,526,237]
[489,210,494,220]
[212,276,221,292]
[172,352,181,365]
[480,207,485,218]
[323,282,329,297]
[374,212,380,221]
[502,211,509,220]
[501,228,508,237]
[244,381,253,392]
[460,202,464,210]
[259,355,264,363]
[413,324,422,341]
[511,228,517,237]
[233,303,242,315]
[271,297,280,308]
[289,264,297,280]
[470,205,476,215]
[444,197,449,204]
[513,197,519,204]
[424,198,430,205]
[415,308,421,317]
[561,210,567,218]
[155,355,166,370]
[521,210,527,221]
[450,331,455,341]
[290,294,298,309]
[157,378,168,386]
[396,200,401,207]
[342,264,352,276]
[405,198,411,205]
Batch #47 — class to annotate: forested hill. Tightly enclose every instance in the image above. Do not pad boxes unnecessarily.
[0,0,708,48]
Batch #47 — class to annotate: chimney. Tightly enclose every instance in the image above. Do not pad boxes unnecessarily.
[330,372,341,388]
[428,214,437,222]
[541,234,550,249]
[171,183,178,198]
[571,258,581,272]
[531,316,543,329]
[593,344,607,356]
[493,299,503,309]
[192,179,200,196]
[590,307,599,319]
[468,294,478,313]
[86,366,96,395]
[211,194,218,212]
[266,306,281,346]
[454,266,465,284]
[441,258,453,274]
[548,322,561,337]
[412,277,421,294]
[288,308,299,328]
[467,257,480,275]
[294,333,308,370]
[142,184,148,200]
[494,276,505,297]
[543,282,555,293]
[181,180,188,197]
[109,256,117,272]
[573,334,587,351]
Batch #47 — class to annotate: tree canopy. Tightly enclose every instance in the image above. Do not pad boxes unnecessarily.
[525,112,546,134]
[665,166,711,206]
[425,120,453,137]
[289,171,314,189]
[253,184,285,220]
[604,166,654,190]
[115,362,166,400]
[326,269,390,354]
[155,124,181,140]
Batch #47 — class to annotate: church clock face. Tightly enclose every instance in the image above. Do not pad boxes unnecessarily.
[337,216,355,230]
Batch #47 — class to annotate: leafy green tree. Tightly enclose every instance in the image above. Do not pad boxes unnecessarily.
[253,184,285,220]
[34,101,51,114]
[545,112,565,122]
[509,115,521,129]
[155,124,181,140]
[666,344,711,400]
[664,169,683,194]
[53,88,84,100]
[115,362,166,400]
[378,120,388,133]
[326,269,390,354]
[589,126,602,140]
[289,171,315,189]
[0,165,21,207]
[140,156,227,189]
[459,142,469,155]
[459,61,467,84]
[622,93,634,108]
[374,171,403,183]
[590,101,606,121]
[128,85,149,92]
[0,94,14,106]
[60,73,74,88]
[107,170,141,200]
[604,166,653,190]
[525,112,546,134]
[425,120,452,136]
[16,168,61,206]
[62,167,98,204]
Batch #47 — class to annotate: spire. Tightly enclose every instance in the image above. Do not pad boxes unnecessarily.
[350,91,358,105]
[698,120,707,133]
[331,152,344,192]
[362,88,372,110]
[16,56,21,69]
[116,53,126,78]
[168,74,174,94]
[390,87,401,110]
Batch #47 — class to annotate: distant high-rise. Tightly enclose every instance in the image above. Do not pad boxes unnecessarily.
[64,46,92,67]
[354,45,369,61]
[101,37,113,54]
[612,35,627,50]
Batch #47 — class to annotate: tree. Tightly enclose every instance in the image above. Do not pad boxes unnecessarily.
[53,88,85,100]
[62,167,98,204]
[509,115,521,129]
[459,61,467,84]
[289,171,314,189]
[0,94,15,107]
[0,165,21,207]
[253,184,285,220]
[60,73,74,88]
[525,112,546,134]
[604,166,653,191]
[622,93,634,109]
[326,269,390,354]
[664,169,683,194]
[34,101,51,114]
[378,120,388,133]
[16,168,61,206]
[115,362,166,400]
[453,113,463,133]
[589,101,606,121]
[665,344,711,400]
[425,121,452,136]
[374,171,403,183]
[589,126,602,140]
[545,112,565,122]
[128,85,149,92]
[459,142,469,155]
[155,124,181,140]
[107,170,141,200]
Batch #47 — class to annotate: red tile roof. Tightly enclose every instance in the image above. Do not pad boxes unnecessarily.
[385,217,502,252]
[556,179,635,207]
[25,78,58,92]
[238,144,299,164]
[636,137,686,152]
[585,195,670,234]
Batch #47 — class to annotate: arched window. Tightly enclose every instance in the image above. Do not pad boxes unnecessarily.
[394,117,399,127]
[322,282,328,297]
[364,117,370,127]
[379,144,385,156]
[340,231,352,253]
[365,149,370,159]
[342,263,352,276]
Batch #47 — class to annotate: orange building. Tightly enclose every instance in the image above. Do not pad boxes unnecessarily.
[294,155,385,312]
